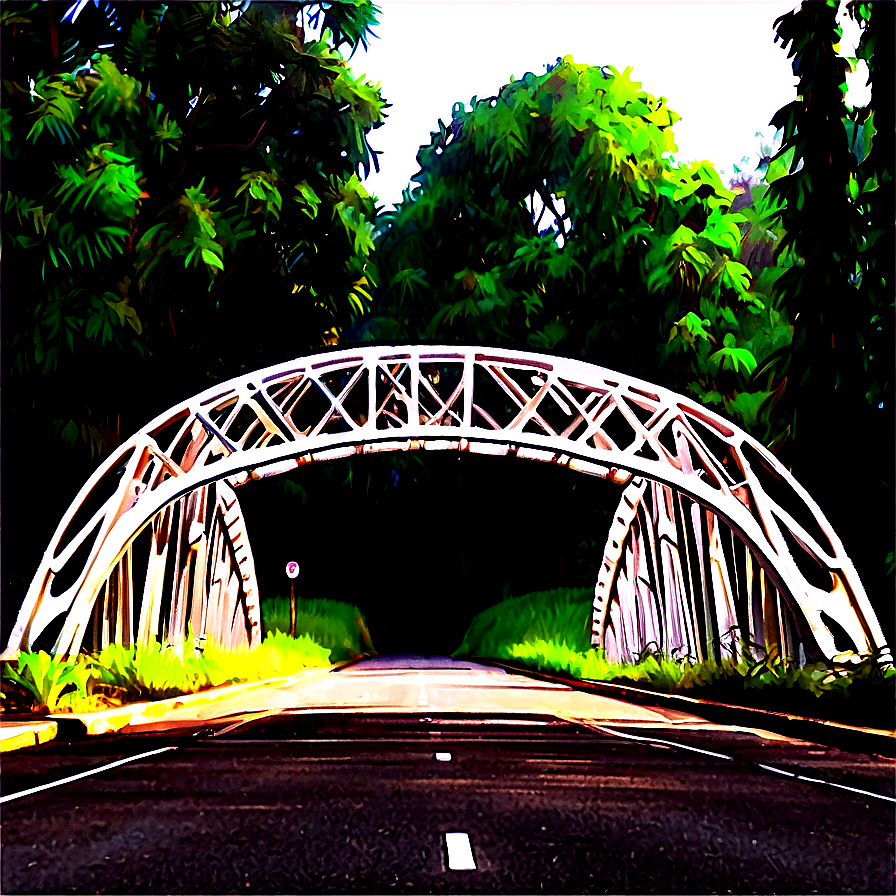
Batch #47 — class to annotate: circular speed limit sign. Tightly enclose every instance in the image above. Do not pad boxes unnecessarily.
[285,561,300,579]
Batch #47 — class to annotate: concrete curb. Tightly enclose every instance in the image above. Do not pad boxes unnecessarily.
[476,657,896,756]
[0,721,59,752]
[1,661,346,750]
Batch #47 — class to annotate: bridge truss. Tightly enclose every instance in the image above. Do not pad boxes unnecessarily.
[3,346,888,664]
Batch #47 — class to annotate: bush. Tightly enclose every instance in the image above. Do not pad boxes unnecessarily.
[1,630,334,714]
[453,589,895,729]
[1,650,93,714]
[87,639,231,705]
[261,595,375,662]
[203,630,330,682]
[453,587,593,659]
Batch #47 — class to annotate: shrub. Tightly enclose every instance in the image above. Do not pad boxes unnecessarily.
[1,629,334,714]
[261,595,375,662]
[203,630,330,681]
[89,638,231,704]
[1,650,92,714]
[453,587,593,658]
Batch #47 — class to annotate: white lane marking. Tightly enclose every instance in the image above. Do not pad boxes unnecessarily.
[445,831,477,870]
[0,746,178,805]
[756,762,795,777]
[582,723,896,804]
[584,723,732,760]
[435,752,452,761]
[757,764,896,802]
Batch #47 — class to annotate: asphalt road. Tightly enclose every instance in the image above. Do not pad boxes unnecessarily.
[2,656,894,894]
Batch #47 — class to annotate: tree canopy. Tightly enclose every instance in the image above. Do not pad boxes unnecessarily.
[369,57,795,448]
[2,1,891,644]
[2,0,385,457]
[0,0,386,627]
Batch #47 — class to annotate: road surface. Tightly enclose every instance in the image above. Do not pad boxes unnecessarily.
[2,656,893,894]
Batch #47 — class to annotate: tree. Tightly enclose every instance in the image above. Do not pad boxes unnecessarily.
[2,0,385,458]
[366,41,892,636]
[763,0,893,628]
[1,1,386,639]
[368,57,792,448]
[767,0,892,425]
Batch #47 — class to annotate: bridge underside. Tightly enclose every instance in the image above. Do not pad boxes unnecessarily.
[3,346,888,666]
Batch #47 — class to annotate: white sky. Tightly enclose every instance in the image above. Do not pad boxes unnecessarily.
[351,0,870,208]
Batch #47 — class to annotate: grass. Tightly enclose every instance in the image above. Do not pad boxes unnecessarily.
[453,587,896,730]
[1,630,332,715]
[453,586,594,658]
[261,595,376,662]
[1,594,374,715]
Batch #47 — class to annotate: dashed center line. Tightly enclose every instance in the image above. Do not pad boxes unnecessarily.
[445,831,477,870]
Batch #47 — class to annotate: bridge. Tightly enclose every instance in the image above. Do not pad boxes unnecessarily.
[3,345,888,666]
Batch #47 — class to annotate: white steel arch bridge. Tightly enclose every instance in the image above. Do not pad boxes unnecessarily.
[3,345,889,666]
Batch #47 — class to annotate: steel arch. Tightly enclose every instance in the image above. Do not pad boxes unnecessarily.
[3,345,888,662]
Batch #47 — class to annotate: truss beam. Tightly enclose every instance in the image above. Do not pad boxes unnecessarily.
[2,346,887,663]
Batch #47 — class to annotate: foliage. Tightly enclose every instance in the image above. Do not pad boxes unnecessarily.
[88,637,231,703]
[454,587,894,726]
[453,586,594,658]
[504,639,683,688]
[0,650,92,713]
[203,629,331,680]
[502,638,895,707]
[1,630,332,714]
[761,0,894,598]
[766,0,892,425]
[260,594,376,661]
[2,1,385,462]
[369,57,793,447]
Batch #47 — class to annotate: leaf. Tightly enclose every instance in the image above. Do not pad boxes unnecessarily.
[709,343,758,376]
[201,248,224,270]
[724,390,775,429]
[674,313,712,345]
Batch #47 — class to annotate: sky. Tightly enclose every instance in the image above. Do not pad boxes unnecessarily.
[346,1,870,208]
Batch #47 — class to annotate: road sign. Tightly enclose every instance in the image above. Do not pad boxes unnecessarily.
[286,561,300,579]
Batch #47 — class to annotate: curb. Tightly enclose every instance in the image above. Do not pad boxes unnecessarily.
[0,721,58,753]
[474,657,896,757]
[1,661,346,751]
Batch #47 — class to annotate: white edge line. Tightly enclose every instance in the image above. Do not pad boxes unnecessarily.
[588,724,896,804]
[0,746,178,805]
[756,762,796,777]
[586,723,732,760]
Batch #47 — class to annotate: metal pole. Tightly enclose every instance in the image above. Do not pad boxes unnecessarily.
[290,580,296,638]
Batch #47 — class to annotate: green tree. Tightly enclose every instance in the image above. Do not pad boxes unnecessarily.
[1,1,386,641]
[368,57,792,447]
[2,0,384,458]
[762,0,893,632]
[766,0,892,427]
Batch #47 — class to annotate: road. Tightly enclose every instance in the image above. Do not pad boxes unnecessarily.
[2,656,893,894]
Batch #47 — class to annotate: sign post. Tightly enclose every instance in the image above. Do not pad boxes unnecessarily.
[285,561,300,637]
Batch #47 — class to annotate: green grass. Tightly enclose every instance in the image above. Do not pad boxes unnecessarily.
[203,630,330,682]
[1,595,373,715]
[1,630,333,715]
[261,595,375,662]
[453,587,896,730]
[453,586,594,658]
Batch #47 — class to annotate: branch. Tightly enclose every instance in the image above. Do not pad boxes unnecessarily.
[532,192,547,230]
[195,120,268,153]
[540,190,567,238]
